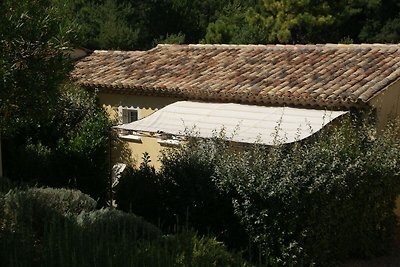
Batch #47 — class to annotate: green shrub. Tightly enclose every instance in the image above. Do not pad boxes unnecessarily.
[53,85,111,202]
[1,187,96,232]
[41,223,249,267]
[0,176,14,193]
[159,138,248,247]
[0,184,250,267]
[75,208,162,241]
[115,153,162,224]
[0,187,97,267]
[115,139,248,247]
[191,234,249,267]
[214,119,400,265]
[40,208,163,267]
[162,231,251,267]
[115,117,400,265]
[3,84,111,203]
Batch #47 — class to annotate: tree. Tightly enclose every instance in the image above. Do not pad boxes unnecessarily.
[215,118,400,265]
[4,83,111,203]
[0,0,76,137]
[169,0,228,43]
[203,0,396,45]
[359,0,400,43]
[54,0,232,50]
[203,2,269,44]
[60,0,142,50]
[1,0,111,203]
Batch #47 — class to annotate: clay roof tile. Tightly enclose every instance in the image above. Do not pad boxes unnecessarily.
[71,44,400,109]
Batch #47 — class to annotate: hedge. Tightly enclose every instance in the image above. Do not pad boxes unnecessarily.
[115,118,400,265]
[0,187,249,267]
[215,118,400,265]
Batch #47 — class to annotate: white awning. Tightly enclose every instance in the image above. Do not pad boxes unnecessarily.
[115,101,348,145]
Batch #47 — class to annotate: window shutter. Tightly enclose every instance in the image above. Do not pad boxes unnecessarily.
[118,106,139,124]
[130,110,138,122]
[117,106,123,124]
[122,109,129,124]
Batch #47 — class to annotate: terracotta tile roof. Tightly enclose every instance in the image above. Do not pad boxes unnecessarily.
[71,44,400,109]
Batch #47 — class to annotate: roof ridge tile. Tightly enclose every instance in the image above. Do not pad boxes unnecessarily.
[157,43,400,51]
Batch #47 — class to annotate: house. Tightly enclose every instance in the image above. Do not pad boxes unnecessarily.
[71,44,400,169]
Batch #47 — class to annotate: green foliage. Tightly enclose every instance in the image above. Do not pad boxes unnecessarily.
[72,0,141,50]
[0,187,249,267]
[203,0,400,44]
[55,0,233,50]
[0,187,96,266]
[116,117,400,265]
[159,138,247,245]
[4,84,111,202]
[154,32,186,45]
[214,118,400,265]
[43,0,400,49]
[0,176,14,193]
[0,0,110,202]
[53,86,111,200]
[53,0,154,50]
[203,3,268,44]
[160,139,222,227]
[0,0,76,136]
[42,216,248,267]
[169,0,229,43]
[358,0,400,43]
[115,154,162,224]
[116,140,248,248]
[256,0,338,43]
[1,187,96,231]
[74,208,162,244]
[162,231,250,267]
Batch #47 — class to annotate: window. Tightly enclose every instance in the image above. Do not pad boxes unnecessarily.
[118,106,140,124]
[123,109,138,123]
[117,107,142,141]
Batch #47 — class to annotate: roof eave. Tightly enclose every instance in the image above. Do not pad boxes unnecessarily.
[77,82,365,111]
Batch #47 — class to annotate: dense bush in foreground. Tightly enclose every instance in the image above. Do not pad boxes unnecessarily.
[215,119,400,265]
[116,140,248,248]
[115,155,162,224]
[116,118,400,266]
[3,84,111,203]
[0,186,249,267]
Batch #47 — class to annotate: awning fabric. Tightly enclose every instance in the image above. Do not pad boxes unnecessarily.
[115,101,348,145]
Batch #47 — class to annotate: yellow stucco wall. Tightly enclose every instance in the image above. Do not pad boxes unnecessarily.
[369,79,400,129]
[369,79,400,218]
[97,93,179,122]
[395,199,400,217]
[97,93,180,168]
[117,136,164,169]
